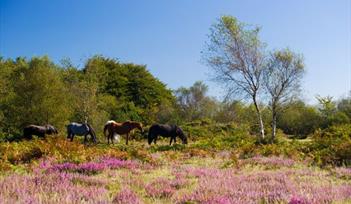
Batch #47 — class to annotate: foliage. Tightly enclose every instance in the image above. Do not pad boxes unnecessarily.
[0,56,175,137]
[175,81,218,121]
[203,15,267,139]
[264,48,305,140]
[277,100,321,137]
[308,124,351,166]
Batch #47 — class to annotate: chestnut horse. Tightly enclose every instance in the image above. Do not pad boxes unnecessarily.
[104,120,143,145]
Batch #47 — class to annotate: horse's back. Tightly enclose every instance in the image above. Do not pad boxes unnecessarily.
[150,124,177,137]
[67,122,89,135]
[24,125,46,132]
[105,120,116,126]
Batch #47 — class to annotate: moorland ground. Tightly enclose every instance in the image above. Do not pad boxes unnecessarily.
[0,123,350,204]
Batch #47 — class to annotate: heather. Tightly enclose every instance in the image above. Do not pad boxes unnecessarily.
[0,122,350,203]
[0,138,350,203]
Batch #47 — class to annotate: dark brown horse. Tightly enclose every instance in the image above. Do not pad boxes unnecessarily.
[148,124,187,145]
[104,120,143,145]
[23,124,58,139]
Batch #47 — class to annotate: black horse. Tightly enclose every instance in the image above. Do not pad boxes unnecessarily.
[23,124,58,139]
[148,124,187,145]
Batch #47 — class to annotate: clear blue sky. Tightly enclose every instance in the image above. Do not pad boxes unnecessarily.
[1,0,350,104]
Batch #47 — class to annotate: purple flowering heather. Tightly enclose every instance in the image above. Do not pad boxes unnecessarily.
[100,157,139,170]
[333,167,351,179]
[45,157,140,175]
[175,166,351,204]
[76,162,106,175]
[0,172,108,203]
[241,156,295,168]
[112,188,142,204]
[145,178,175,198]
[289,195,311,204]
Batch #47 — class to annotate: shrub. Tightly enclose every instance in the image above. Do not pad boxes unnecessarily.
[309,124,351,166]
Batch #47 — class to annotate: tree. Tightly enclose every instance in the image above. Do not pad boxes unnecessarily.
[277,100,320,137]
[175,81,218,121]
[337,95,351,119]
[203,16,266,140]
[83,56,175,123]
[263,49,304,141]
[10,57,70,130]
[317,95,350,128]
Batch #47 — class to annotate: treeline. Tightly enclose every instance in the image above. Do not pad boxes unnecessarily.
[175,81,350,137]
[0,55,350,141]
[0,56,176,137]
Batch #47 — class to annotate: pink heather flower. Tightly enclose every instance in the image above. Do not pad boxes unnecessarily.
[242,156,295,168]
[145,178,175,198]
[112,188,141,204]
[204,196,232,204]
[45,157,140,175]
[289,195,311,204]
[0,172,108,203]
[76,162,106,175]
[333,167,351,179]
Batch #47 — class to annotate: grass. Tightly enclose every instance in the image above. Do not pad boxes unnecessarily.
[0,138,350,203]
[0,123,350,203]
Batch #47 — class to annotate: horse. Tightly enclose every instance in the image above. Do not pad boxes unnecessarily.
[148,124,188,145]
[104,120,121,142]
[23,124,58,139]
[67,122,97,144]
[104,120,143,145]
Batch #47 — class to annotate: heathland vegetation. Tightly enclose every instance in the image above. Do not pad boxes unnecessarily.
[0,16,350,203]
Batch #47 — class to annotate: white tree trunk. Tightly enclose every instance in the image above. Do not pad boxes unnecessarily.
[253,97,265,140]
[272,112,277,141]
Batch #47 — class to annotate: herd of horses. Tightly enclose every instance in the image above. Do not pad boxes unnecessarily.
[22,121,188,145]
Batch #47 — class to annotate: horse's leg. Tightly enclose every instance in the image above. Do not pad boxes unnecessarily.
[170,137,173,145]
[107,131,111,144]
[70,134,74,142]
[107,132,110,144]
[91,132,96,143]
[38,133,45,139]
[84,134,88,144]
[126,133,129,145]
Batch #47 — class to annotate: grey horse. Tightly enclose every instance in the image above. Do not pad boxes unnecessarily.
[67,122,97,144]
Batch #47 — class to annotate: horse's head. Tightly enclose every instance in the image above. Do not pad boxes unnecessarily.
[127,121,143,134]
[136,122,143,134]
[176,127,188,144]
[46,125,58,135]
[147,133,154,145]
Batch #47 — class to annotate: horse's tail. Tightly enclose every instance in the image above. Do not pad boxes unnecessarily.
[23,126,31,140]
[103,124,109,138]
[87,124,97,143]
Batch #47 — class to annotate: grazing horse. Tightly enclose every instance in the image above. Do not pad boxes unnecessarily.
[23,124,58,139]
[67,122,97,144]
[104,120,143,145]
[148,124,188,145]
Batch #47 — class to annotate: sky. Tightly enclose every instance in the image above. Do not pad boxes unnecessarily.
[1,0,350,104]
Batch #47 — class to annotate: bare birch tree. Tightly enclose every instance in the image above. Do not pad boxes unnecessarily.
[203,16,266,140]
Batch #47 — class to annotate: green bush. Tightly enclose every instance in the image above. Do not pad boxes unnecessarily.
[309,124,351,166]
